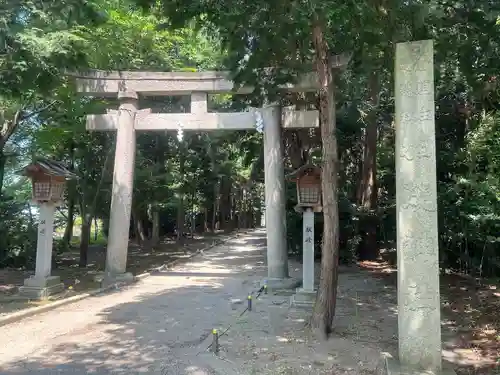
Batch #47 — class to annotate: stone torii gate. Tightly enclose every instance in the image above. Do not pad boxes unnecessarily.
[73,70,320,285]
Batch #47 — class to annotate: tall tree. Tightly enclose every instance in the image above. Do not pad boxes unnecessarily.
[0,0,102,192]
[309,14,339,336]
[133,0,362,336]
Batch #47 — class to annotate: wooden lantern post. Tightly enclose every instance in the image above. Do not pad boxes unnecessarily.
[287,164,322,307]
[18,159,77,299]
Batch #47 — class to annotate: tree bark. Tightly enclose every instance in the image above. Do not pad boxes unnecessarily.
[357,72,379,260]
[0,150,6,195]
[204,207,209,232]
[78,143,114,267]
[94,217,99,241]
[132,207,147,244]
[239,188,243,229]
[177,146,186,241]
[62,142,76,247]
[310,18,340,337]
[287,130,309,169]
[190,187,196,237]
[244,187,252,228]
[151,207,160,245]
[0,101,58,193]
[219,176,232,230]
[0,110,22,190]
[79,211,91,268]
[207,137,218,232]
[103,217,110,238]
[212,179,219,231]
[0,103,58,193]
[62,194,75,247]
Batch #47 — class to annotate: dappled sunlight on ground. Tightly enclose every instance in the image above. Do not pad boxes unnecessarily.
[0,231,243,316]
[0,231,272,374]
[0,230,395,375]
[360,259,500,375]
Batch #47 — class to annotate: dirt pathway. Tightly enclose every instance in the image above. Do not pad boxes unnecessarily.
[0,231,231,316]
[1,232,493,374]
[0,230,397,374]
[361,261,500,375]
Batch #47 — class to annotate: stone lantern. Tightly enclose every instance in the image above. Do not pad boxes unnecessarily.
[18,159,77,299]
[287,164,322,307]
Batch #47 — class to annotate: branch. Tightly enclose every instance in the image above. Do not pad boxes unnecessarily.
[83,141,115,224]
[57,207,68,220]
[19,100,58,122]
[0,100,58,149]
[0,109,22,149]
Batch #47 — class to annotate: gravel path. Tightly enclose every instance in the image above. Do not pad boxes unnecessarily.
[0,229,398,375]
[0,230,272,374]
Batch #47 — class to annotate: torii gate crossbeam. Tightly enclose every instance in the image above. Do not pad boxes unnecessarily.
[73,70,320,286]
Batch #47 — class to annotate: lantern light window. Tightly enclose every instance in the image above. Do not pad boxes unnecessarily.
[299,186,320,205]
[34,181,51,201]
[32,179,66,202]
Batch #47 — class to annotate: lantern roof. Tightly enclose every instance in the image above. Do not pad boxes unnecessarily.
[286,163,321,181]
[19,158,78,180]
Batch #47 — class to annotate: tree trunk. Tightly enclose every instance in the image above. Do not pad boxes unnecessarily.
[219,176,232,230]
[204,207,209,232]
[78,142,114,267]
[62,196,75,247]
[232,186,239,229]
[310,18,340,337]
[212,180,219,231]
[0,150,6,195]
[190,187,196,237]
[27,202,35,229]
[132,207,147,244]
[177,196,185,240]
[208,138,218,232]
[236,187,243,229]
[244,186,252,228]
[248,187,255,228]
[177,145,186,241]
[103,217,110,238]
[151,208,160,245]
[136,218,146,244]
[0,110,22,195]
[62,141,76,247]
[79,212,91,268]
[357,72,379,260]
[94,217,99,241]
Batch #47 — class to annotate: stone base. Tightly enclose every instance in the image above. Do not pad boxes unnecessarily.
[18,276,64,300]
[260,277,301,293]
[290,287,316,308]
[378,354,456,375]
[100,272,135,288]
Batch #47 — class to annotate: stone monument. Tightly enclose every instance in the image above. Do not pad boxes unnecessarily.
[380,39,454,375]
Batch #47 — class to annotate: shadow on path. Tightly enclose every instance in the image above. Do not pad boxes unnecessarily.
[0,231,269,374]
[0,230,400,375]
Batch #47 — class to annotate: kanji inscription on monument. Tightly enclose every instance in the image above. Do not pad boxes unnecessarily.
[395,39,442,373]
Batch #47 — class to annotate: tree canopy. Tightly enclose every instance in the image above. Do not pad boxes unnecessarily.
[2,0,500,341]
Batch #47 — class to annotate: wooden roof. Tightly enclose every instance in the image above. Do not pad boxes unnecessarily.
[20,158,78,179]
[286,163,321,180]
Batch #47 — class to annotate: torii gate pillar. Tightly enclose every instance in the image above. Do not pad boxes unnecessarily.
[72,69,322,286]
[262,105,288,279]
[103,91,139,284]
